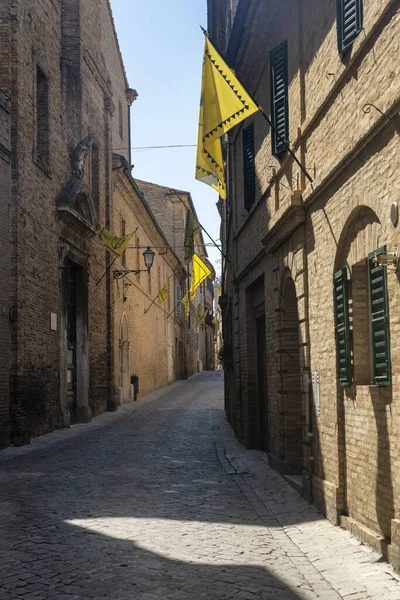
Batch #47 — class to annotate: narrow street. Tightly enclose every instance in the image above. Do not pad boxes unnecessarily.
[0,372,399,600]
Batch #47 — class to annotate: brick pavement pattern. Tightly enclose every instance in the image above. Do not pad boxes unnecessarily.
[0,372,399,600]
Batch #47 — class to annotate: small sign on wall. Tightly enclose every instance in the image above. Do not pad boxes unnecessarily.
[312,371,320,417]
[50,312,57,331]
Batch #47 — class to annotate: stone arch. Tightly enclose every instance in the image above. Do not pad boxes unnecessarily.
[334,205,381,273]
[333,205,382,385]
[119,313,131,404]
[279,268,304,474]
[332,205,395,536]
[57,180,98,233]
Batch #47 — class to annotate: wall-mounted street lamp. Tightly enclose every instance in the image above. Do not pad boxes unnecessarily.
[113,247,155,279]
[373,247,399,272]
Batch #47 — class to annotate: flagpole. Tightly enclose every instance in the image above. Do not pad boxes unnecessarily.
[257,108,313,184]
[96,255,118,287]
[166,299,183,320]
[171,190,229,263]
[199,26,313,185]
[199,224,227,263]
[144,293,159,315]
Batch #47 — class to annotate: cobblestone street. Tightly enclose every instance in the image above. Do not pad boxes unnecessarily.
[0,372,399,600]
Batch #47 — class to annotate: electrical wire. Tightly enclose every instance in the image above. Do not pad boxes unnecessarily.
[112,144,197,152]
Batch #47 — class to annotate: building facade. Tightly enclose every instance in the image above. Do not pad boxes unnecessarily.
[210,0,400,568]
[0,91,11,449]
[112,157,186,400]
[137,181,215,377]
[0,0,136,445]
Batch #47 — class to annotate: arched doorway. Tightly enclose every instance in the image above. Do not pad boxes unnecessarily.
[119,314,131,404]
[280,273,303,474]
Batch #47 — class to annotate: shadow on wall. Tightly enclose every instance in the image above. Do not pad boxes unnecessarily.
[371,386,394,544]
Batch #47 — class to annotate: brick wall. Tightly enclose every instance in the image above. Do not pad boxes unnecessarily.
[0,92,11,448]
[3,0,132,444]
[112,169,185,398]
[135,180,211,378]
[219,0,400,565]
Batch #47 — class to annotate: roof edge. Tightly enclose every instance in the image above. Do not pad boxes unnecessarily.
[106,0,129,89]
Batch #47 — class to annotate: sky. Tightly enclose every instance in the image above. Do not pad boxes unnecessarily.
[110,0,222,274]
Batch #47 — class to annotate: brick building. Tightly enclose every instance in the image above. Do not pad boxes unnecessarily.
[0,92,11,448]
[112,158,187,400]
[209,0,400,568]
[137,181,215,377]
[0,0,140,445]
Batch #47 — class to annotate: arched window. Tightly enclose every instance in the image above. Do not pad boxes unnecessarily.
[333,206,391,386]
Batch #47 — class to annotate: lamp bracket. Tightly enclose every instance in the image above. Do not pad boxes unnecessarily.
[373,247,399,271]
[113,269,150,279]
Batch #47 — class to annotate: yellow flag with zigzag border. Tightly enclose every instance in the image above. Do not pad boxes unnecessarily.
[190,253,211,299]
[195,37,259,199]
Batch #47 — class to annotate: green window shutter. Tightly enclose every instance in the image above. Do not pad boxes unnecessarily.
[242,123,255,210]
[368,247,391,386]
[334,268,352,387]
[269,40,289,158]
[337,0,363,56]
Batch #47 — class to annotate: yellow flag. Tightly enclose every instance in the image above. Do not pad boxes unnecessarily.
[190,253,212,299]
[181,292,190,317]
[217,284,222,297]
[195,37,259,199]
[100,227,134,257]
[157,283,168,303]
[196,303,208,323]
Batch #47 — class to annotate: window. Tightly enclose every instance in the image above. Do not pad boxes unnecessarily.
[368,247,391,386]
[333,268,352,387]
[175,280,182,319]
[269,41,289,158]
[333,246,392,387]
[242,123,255,210]
[351,262,371,384]
[36,65,49,167]
[121,219,126,267]
[337,0,363,56]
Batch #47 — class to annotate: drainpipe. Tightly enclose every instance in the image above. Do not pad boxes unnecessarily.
[125,88,138,168]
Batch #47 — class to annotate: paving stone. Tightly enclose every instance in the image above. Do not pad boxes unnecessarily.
[0,372,399,600]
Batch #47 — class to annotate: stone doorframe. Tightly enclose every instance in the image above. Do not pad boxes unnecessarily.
[57,135,99,426]
[59,242,91,427]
